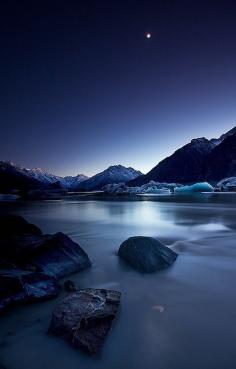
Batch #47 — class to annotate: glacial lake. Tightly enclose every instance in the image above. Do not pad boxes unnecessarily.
[1,194,236,369]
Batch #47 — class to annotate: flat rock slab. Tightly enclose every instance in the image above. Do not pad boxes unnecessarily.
[0,269,60,312]
[118,236,177,273]
[48,288,121,355]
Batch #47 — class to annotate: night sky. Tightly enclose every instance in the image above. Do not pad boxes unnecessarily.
[1,0,236,176]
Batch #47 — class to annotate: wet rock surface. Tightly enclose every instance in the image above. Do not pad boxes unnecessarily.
[0,269,60,312]
[118,236,177,273]
[0,215,91,278]
[48,288,121,355]
[0,215,92,313]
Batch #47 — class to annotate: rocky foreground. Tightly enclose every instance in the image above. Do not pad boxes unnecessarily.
[0,215,123,355]
[0,214,91,311]
[48,289,121,355]
[0,215,178,355]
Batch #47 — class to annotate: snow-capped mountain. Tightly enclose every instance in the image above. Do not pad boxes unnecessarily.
[0,161,43,193]
[129,126,236,185]
[24,168,88,189]
[0,162,88,192]
[75,165,143,191]
[62,174,88,190]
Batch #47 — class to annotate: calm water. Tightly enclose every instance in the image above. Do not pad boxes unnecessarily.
[1,196,236,369]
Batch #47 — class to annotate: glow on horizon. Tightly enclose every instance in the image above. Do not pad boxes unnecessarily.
[12,122,236,178]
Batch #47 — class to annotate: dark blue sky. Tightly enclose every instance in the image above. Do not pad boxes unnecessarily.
[1,0,236,176]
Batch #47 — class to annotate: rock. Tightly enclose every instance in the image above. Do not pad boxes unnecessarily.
[0,214,42,237]
[64,280,77,292]
[0,215,91,278]
[0,269,60,312]
[31,232,92,278]
[48,288,121,355]
[118,236,177,273]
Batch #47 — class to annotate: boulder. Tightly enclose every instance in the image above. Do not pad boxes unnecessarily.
[0,269,60,312]
[48,288,121,355]
[0,214,42,237]
[28,232,92,278]
[118,236,177,273]
[0,215,91,278]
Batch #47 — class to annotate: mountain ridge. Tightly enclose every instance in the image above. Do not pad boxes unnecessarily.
[1,126,236,192]
[75,165,143,191]
[129,126,236,186]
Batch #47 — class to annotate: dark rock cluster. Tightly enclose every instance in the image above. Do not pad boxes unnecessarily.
[0,215,91,312]
[0,215,178,355]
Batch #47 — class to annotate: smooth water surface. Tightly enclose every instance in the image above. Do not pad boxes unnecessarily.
[1,197,236,369]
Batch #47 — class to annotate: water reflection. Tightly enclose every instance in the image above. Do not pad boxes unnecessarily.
[1,197,234,242]
[1,198,236,369]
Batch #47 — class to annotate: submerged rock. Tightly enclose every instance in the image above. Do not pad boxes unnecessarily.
[0,215,91,278]
[0,269,60,312]
[48,288,121,355]
[118,236,177,273]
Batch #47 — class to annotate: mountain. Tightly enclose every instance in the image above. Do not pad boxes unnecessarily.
[129,126,236,186]
[76,165,143,191]
[129,138,217,185]
[0,161,43,193]
[204,128,236,181]
[24,168,88,190]
[0,162,88,193]
[62,174,88,190]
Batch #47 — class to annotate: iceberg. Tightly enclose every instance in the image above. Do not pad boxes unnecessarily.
[103,181,181,195]
[217,177,236,192]
[174,182,214,194]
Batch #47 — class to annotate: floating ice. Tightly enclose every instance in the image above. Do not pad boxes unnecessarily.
[217,177,236,192]
[103,180,181,195]
[174,182,214,193]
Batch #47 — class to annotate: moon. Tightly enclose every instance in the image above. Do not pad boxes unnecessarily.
[146,32,151,39]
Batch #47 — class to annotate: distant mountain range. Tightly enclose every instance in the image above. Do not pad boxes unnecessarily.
[25,167,88,190]
[1,126,236,193]
[129,126,236,186]
[0,162,88,193]
[0,162,142,193]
